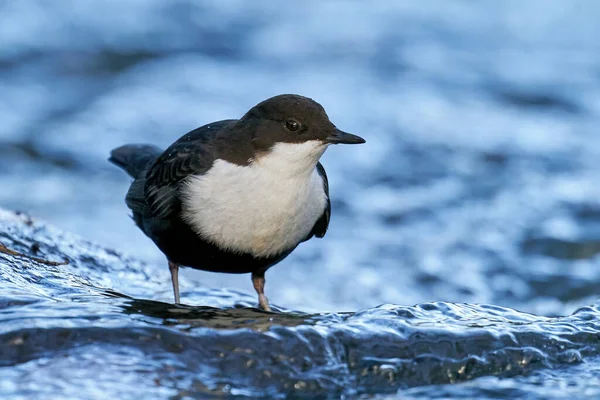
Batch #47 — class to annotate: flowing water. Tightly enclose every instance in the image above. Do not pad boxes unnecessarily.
[1,1,600,398]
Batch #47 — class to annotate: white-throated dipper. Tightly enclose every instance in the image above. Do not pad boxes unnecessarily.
[109,94,365,311]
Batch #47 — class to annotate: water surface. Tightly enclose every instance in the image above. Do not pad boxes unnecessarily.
[1,1,600,398]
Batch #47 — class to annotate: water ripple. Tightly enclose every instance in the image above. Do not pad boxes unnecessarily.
[1,210,600,398]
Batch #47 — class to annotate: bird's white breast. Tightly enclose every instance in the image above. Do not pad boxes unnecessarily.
[181,141,328,258]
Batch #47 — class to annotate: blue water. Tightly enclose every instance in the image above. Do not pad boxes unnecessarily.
[1,1,600,398]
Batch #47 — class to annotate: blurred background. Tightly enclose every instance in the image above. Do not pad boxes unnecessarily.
[1,0,600,316]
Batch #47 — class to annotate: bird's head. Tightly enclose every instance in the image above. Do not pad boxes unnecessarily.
[240,94,365,174]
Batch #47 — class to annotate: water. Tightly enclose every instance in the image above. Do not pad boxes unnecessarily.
[1,0,600,398]
[2,209,600,399]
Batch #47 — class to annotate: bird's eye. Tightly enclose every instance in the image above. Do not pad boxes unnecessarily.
[286,119,300,132]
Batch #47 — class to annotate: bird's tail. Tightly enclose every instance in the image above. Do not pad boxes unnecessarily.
[109,144,163,179]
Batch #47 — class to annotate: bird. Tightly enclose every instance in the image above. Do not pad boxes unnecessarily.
[108,94,365,311]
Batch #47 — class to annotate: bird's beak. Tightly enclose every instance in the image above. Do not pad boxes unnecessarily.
[325,128,366,145]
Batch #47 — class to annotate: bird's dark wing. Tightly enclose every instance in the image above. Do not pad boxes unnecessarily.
[144,120,234,219]
[305,162,330,240]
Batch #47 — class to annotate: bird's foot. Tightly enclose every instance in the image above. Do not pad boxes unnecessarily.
[258,293,272,312]
[168,261,180,304]
[252,272,272,312]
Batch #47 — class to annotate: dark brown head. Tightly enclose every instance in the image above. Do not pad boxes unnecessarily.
[240,94,365,152]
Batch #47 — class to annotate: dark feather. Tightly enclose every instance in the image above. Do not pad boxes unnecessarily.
[304,162,330,240]
[124,178,148,215]
[108,144,163,179]
[108,143,164,231]
[144,120,240,219]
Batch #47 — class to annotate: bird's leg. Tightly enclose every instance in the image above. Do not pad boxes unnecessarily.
[168,260,180,304]
[251,271,272,312]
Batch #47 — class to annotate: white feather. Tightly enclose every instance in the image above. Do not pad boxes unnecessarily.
[181,141,329,258]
